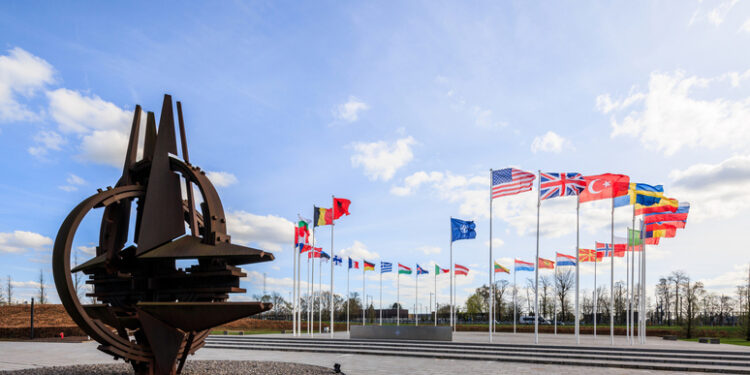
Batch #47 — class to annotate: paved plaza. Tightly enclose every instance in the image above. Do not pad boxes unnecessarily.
[1,332,748,374]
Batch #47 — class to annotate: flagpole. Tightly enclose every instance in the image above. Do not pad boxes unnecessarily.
[575,195,584,344]
[397,270,400,326]
[450,216,454,332]
[319,254,322,334]
[380,267,383,326]
[534,170,541,345]
[630,206,636,345]
[308,241,312,335]
[641,219,646,344]
[416,267,419,327]
[363,262,366,326]
[330,197,335,338]
[434,266,437,326]
[292,226,297,336]
[610,196,615,345]
[489,168,494,342]
[513,262,517,334]
[297,235,302,335]
[554,263,558,335]
[346,257,352,332]
[626,227,630,344]
[594,248,597,339]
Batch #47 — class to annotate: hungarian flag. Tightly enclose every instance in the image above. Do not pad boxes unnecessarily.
[454,264,469,276]
[435,264,449,274]
[494,261,510,274]
[538,258,555,269]
[578,248,600,262]
[398,263,412,275]
[314,206,333,227]
[363,260,375,271]
[333,198,351,220]
[579,174,630,203]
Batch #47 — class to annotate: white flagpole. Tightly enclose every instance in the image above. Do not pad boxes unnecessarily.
[594,248,597,339]
[416,267,419,327]
[630,207,636,345]
[489,168,494,342]
[397,269,400,326]
[450,217,454,331]
[641,219,646,344]
[292,227,297,336]
[319,254,322,334]
[626,227,630,344]
[434,266,438,326]
[363,263,366,326]
[347,261,350,332]
[534,170,541,344]
[575,195,584,344]
[330,197,335,338]
[610,197,615,345]
[380,266,383,326]
[307,243,312,335]
[554,263,558,335]
[513,262,517,334]
[297,239,302,335]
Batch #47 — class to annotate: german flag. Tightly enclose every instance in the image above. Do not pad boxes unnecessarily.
[363,260,375,271]
[314,206,333,227]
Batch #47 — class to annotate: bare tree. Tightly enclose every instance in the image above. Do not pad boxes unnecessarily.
[540,276,551,319]
[495,279,509,321]
[38,269,47,304]
[6,275,12,305]
[555,269,574,321]
[682,278,704,339]
[670,271,688,325]
[656,277,671,325]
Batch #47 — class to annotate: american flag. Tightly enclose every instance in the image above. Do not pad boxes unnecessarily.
[539,172,586,200]
[492,168,535,199]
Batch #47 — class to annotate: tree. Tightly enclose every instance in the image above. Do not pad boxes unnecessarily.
[540,276,551,319]
[38,269,47,304]
[683,278,704,339]
[347,292,362,319]
[494,280,509,321]
[656,278,671,325]
[465,292,486,314]
[669,271,687,325]
[554,269,574,321]
[6,275,12,305]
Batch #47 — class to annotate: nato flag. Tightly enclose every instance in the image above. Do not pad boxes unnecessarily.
[451,218,476,242]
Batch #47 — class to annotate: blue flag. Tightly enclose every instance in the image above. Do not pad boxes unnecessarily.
[333,255,342,266]
[451,218,476,242]
[381,261,392,273]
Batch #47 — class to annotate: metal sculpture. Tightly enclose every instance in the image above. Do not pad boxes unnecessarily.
[52,95,274,375]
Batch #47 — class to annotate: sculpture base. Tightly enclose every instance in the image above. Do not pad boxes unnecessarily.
[350,325,452,341]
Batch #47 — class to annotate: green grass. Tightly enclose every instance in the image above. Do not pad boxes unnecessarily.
[681,337,750,346]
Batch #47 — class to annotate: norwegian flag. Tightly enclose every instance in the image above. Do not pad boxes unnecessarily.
[539,172,587,200]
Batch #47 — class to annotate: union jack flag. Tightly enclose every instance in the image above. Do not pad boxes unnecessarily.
[539,172,586,200]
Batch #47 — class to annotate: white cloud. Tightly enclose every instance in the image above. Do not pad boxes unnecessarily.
[700,264,748,291]
[59,173,86,192]
[351,136,416,181]
[206,171,238,187]
[740,18,750,33]
[78,129,130,167]
[485,237,505,248]
[689,0,738,27]
[0,230,53,253]
[0,47,55,122]
[226,210,295,252]
[530,131,572,153]
[333,96,369,123]
[418,246,441,255]
[338,240,380,261]
[77,245,96,256]
[602,69,750,156]
[29,131,65,157]
[669,154,750,221]
[390,171,443,196]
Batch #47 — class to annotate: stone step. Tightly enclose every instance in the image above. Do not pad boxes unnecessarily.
[204,343,750,374]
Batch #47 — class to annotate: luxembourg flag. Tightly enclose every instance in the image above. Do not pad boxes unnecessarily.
[556,252,576,267]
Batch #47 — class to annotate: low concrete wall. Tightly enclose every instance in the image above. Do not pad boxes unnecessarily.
[350,325,452,341]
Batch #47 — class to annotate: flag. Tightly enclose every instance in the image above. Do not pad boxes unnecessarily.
[417,264,428,275]
[333,198,351,220]
[627,228,643,248]
[578,174,630,203]
[578,248,600,262]
[644,203,690,224]
[348,257,359,269]
[300,244,312,253]
[494,261,510,274]
[381,261,392,273]
[614,183,664,207]
[539,258,555,269]
[435,264,449,274]
[308,247,323,259]
[314,206,333,227]
[514,259,534,271]
[320,250,330,261]
[333,255,343,266]
[295,221,310,249]
[451,218,477,242]
[491,168,535,199]
[539,172,587,200]
[596,241,626,252]
[298,214,312,225]
[596,242,625,257]
[635,197,679,215]
[647,227,677,238]
[454,264,469,276]
[398,263,412,275]
[363,260,375,271]
[556,252,576,267]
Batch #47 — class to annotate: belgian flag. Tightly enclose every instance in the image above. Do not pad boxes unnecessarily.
[314,206,333,227]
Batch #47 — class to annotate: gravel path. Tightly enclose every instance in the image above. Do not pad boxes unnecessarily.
[0,360,335,375]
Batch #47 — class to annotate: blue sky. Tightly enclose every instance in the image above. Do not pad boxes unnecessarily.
[1,1,749,312]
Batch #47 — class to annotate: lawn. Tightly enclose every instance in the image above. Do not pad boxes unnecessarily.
[681,337,750,347]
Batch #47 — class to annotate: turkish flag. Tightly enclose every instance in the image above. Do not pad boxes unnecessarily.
[579,173,630,203]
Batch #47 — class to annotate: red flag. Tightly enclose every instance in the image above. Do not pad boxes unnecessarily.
[333,198,351,220]
[579,174,630,203]
[538,258,555,269]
